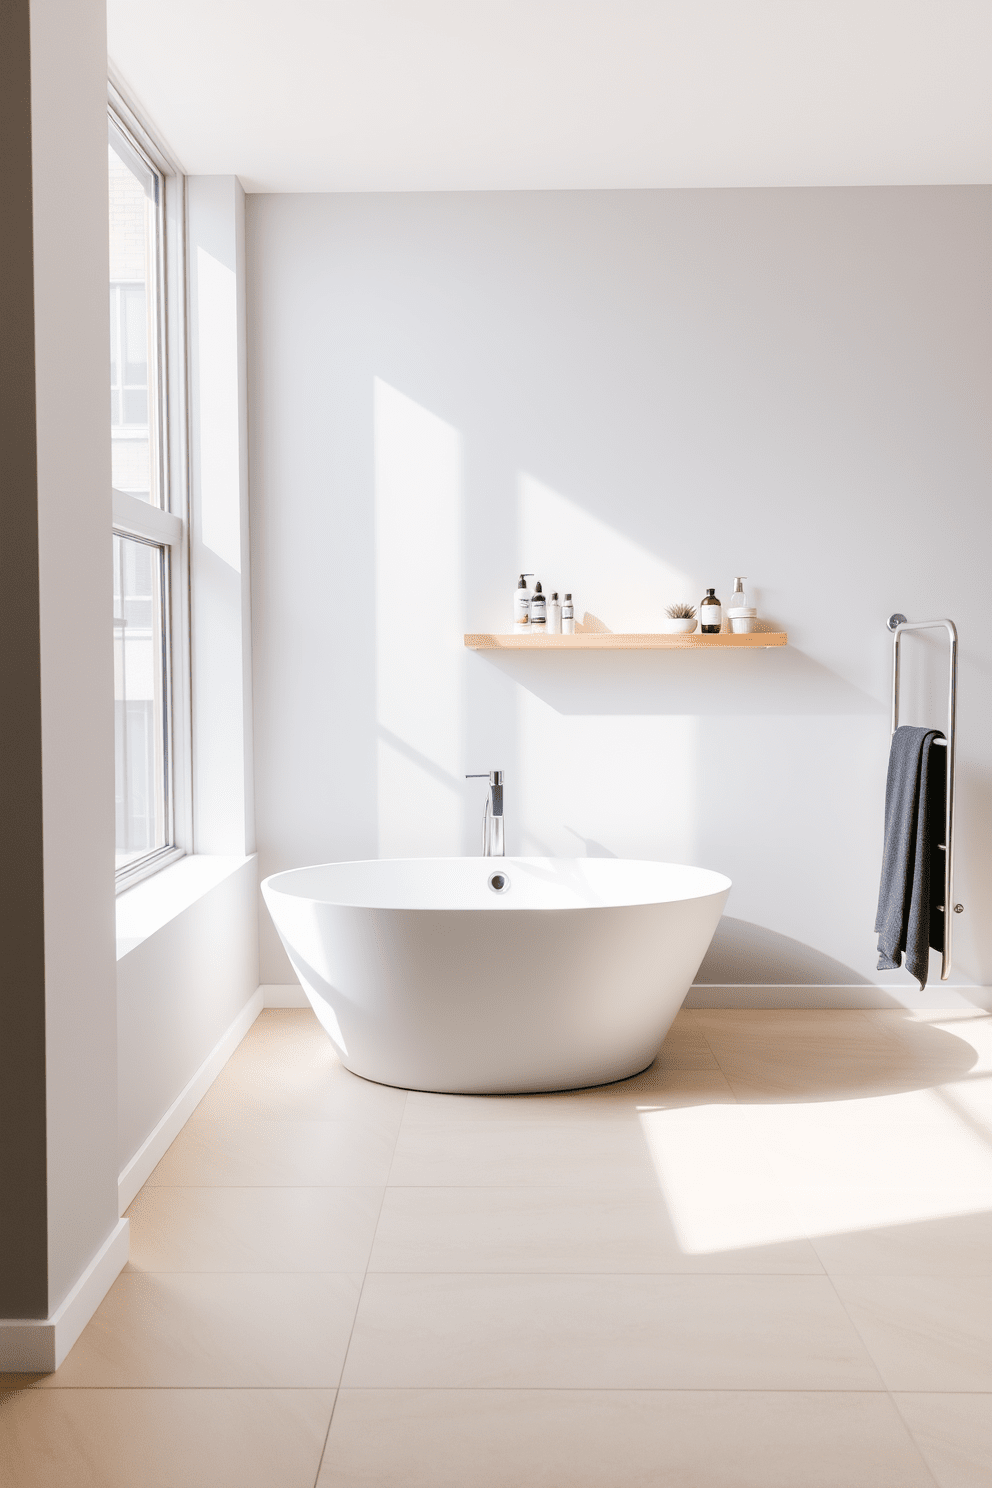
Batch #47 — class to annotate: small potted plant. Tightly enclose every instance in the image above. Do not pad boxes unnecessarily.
[662,602,697,634]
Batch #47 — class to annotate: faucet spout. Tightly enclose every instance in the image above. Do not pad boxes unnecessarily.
[466,770,504,857]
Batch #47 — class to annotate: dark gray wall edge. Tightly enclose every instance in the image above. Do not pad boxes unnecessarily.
[0,0,50,1319]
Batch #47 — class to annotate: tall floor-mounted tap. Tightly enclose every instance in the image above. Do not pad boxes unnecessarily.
[465,770,504,857]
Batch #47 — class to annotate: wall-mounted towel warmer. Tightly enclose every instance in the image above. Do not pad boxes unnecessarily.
[887,613,961,980]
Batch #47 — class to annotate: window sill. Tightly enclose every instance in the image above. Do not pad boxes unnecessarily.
[116,853,255,960]
[116,844,186,895]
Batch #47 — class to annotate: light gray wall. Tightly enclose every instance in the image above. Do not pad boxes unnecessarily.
[247,187,992,990]
[34,0,121,1315]
[0,0,121,1321]
[34,0,121,1314]
[117,858,259,1176]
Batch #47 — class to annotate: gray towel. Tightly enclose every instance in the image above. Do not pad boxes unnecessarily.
[875,725,946,990]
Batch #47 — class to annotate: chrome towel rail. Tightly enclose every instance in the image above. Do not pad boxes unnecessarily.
[887,613,960,980]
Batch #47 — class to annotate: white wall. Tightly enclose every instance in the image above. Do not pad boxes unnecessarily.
[31,0,122,1313]
[247,188,992,992]
[116,856,259,1193]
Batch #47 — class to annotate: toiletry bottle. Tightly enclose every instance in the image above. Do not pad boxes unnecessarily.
[514,574,534,630]
[529,581,547,629]
[561,593,575,634]
[729,577,748,610]
[547,591,562,634]
[700,588,722,634]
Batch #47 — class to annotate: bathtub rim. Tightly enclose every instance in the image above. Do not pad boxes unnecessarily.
[261,855,732,915]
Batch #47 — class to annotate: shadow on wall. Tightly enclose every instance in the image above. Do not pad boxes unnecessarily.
[564,827,617,858]
[473,647,883,717]
[695,916,873,986]
[952,757,992,983]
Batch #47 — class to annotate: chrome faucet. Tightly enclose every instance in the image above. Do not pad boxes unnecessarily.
[465,770,504,857]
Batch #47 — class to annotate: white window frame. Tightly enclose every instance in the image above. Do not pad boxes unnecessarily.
[110,86,193,892]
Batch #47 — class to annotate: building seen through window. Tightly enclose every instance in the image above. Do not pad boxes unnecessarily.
[109,117,172,877]
[108,134,158,503]
[113,533,168,867]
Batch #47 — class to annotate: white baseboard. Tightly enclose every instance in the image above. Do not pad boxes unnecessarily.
[262,980,991,1012]
[262,982,309,1008]
[0,1217,129,1373]
[117,988,264,1213]
[686,983,992,1011]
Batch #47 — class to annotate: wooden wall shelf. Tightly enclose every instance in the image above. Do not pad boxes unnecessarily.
[464,631,787,651]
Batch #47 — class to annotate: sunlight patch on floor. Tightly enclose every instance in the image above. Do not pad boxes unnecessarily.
[640,1081,992,1253]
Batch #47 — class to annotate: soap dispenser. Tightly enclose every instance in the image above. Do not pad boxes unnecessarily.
[727,575,757,633]
[729,577,748,610]
[514,574,534,630]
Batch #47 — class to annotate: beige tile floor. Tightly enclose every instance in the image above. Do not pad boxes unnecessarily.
[2,1005,991,1486]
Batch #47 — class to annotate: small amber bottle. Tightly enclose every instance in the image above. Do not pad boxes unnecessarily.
[700,588,722,634]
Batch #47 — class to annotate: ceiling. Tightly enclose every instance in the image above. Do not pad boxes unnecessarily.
[107,1,992,192]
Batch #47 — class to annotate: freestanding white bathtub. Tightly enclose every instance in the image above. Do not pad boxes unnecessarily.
[262,857,730,1094]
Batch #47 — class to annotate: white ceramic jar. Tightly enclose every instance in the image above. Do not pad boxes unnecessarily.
[728,607,758,633]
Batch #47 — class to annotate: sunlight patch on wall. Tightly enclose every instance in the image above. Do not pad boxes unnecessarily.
[517,691,700,861]
[518,472,693,632]
[196,247,241,572]
[375,379,464,857]
[516,472,699,861]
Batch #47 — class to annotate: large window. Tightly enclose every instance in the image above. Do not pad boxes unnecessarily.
[109,101,189,888]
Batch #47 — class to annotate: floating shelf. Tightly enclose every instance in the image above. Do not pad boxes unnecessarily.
[465,630,787,651]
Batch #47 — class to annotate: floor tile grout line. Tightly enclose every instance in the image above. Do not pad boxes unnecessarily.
[886,1390,960,1487]
[817,1265,943,1488]
[20,1383,975,1394]
[310,1086,409,1488]
[118,1267,840,1277]
[324,1268,893,1279]
[694,1029,741,1102]
[329,1385,992,1393]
